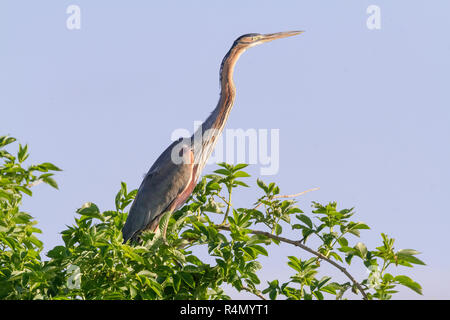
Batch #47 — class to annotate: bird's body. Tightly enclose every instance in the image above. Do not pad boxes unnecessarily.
[122,141,196,242]
[122,31,302,243]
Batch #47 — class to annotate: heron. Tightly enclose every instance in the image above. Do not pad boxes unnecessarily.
[122,31,303,243]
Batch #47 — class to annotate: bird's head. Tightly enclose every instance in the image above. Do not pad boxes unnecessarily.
[234,31,304,49]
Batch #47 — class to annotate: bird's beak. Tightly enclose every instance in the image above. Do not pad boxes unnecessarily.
[260,30,304,43]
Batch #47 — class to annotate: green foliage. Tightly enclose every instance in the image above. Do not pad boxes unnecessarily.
[0,136,61,299]
[0,136,425,300]
[261,201,425,300]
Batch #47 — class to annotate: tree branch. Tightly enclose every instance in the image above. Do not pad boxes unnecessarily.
[253,187,320,210]
[216,224,368,300]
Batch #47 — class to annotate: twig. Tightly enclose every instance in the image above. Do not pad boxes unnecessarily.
[253,187,320,210]
[216,194,231,207]
[216,224,368,300]
[27,179,43,188]
[241,285,267,300]
[273,187,320,200]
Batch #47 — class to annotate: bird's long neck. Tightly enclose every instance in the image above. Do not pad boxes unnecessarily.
[205,44,245,132]
[191,44,246,175]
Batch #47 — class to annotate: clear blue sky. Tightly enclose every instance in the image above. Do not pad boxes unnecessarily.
[1,1,449,299]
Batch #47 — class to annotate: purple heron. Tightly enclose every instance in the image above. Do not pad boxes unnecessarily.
[122,31,303,243]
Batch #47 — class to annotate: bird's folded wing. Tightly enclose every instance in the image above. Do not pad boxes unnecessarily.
[122,140,193,242]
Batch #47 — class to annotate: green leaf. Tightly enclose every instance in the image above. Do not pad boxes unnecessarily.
[313,291,324,300]
[16,186,32,196]
[287,256,302,272]
[137,270,157,278]
[17,144,29,163]
[13,211,33,223]
[47,246,69,259]
[179,272,195,288]
[234,180,249,188]
[337,237,348,247]
[317,276,332,289]
[347,229,361,237]
[233,171,251,178]
[8,270,27,281]
[250,245,268,256]
[0,189,14,202]
[76,202,103,221]
[170,248,186,264]
[268,182,275,193]
[248,234,272,245]
[147,279,163,297]
[232,163,249,171]
[240,247,257,259]
[397,249,421,256]
[328,252,343,262]
[394,275,423,295]
[129,285,137,298]
[354,242,368,259]
[296,214,313,228]
[301,228,315,241]
[383,273,394,282]
[158,211,172,234]
[120,181,127,194]
[123,246,145,264]
[246,261,262,273]
[214,168,230,176]
[0,136,16,148]
[41,162,62,171]
[186,255,204,266]
[207,182,221,190]
[42,176,59,189]
[288,207,303,214]
[269,290,278,300]
[31,162,62,172]
[321,282,341,295]
[256,179,267,192]
[396,253,426,266]
[274,224,282,236]
[172,274,181,293]
[353,222,370,230]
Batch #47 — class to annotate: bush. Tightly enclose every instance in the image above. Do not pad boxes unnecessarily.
[0,136,425,299]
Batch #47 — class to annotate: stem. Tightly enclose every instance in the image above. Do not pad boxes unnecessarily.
[253,187,320,210]
[221,186,232,224]
[325,230,350,258]
[216,194,231,207]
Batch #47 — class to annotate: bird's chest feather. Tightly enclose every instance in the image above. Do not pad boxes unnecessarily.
[169,163,198,212]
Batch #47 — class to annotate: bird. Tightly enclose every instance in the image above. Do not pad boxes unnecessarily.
[122,31,303,243]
